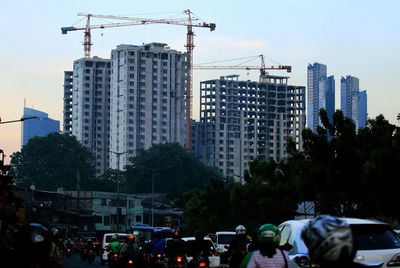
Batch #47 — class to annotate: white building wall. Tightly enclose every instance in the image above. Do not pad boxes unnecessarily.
[109,43,186,170]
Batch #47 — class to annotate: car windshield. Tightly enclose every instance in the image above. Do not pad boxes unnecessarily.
[351,224,400,250]
[218,234,235,244]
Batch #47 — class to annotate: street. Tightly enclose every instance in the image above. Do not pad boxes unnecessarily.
[63,254,103,268]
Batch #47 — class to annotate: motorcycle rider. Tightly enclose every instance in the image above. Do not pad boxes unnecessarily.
[301,215,368,268]
[227,225,250,268]
[148,229,167,267]
[15,223,53,268]
[108,235,122,264]
[165,229,187,267]
[120,234,142,268]
[187,230,211,268]
[246,224,288,268]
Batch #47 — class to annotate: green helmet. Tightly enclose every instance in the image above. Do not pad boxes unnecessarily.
[257,224,280,245]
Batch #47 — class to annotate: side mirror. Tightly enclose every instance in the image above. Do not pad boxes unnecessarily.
[279,243,293,251]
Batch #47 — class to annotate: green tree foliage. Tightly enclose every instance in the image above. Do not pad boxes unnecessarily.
[182,179,233,234]
[9,133,94,191]
[124,143,222,198]
[300,109,400,218]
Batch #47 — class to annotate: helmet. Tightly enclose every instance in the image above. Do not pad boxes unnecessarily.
[301,215,354,265]
[195,230,205,241]
[172,230,181,239]
[128,234,136,242]
[17,223,52,263]
[235,225,246,235]
[257,224,280,246]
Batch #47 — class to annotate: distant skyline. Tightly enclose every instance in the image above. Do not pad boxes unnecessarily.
[1,0,399,160]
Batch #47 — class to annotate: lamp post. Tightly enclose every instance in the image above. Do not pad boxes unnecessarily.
[110,150,126,231]
[30,183,36,204]
[134,164,171,227]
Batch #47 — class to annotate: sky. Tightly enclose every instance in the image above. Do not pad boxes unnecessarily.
[1,0,399,161]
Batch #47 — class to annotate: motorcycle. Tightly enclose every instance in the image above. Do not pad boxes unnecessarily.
[87,248,96,264]
[151,252,166,268]
[188,254,209,268]
[108,252,120,268]
[65,247,72,258]
[169,255,187,268]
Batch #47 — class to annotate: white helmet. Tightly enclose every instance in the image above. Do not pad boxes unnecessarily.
[235,225,246,235]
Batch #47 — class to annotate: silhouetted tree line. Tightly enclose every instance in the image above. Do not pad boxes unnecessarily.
[7,110,400,232]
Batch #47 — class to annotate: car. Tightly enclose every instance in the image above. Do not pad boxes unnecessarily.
[278,218,400,268]
[215,231,236,254]
[100,232,128,264]
[182,236,221,268]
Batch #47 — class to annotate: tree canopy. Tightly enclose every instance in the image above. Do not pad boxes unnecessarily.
[124,143,223,198]
[299,110,400,218]
[10,132,95,191]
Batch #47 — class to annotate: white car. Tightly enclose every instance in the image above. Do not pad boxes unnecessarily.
[278,218,400,268]
[215,231,236,254]
[182,236,221,268]
[100,232,128,264]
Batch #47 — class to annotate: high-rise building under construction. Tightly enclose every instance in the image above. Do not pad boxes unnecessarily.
[194,75,305,180]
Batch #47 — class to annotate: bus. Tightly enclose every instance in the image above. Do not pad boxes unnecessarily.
[128,224,154,242]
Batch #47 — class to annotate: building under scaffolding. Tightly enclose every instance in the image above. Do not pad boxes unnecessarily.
[194,75,305,180]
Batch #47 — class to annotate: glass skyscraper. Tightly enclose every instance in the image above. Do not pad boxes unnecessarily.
[340,76,367,129]
[307,63,335,132]
[21,107,60,146]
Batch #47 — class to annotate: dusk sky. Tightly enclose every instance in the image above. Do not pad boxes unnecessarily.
[1,0,399,161]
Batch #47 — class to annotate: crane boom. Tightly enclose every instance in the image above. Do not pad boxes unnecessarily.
[193,54,291,82]
[62,10,216,152]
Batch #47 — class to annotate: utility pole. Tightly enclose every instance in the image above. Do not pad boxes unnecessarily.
[134,164,172,227]
[110,151,125,231]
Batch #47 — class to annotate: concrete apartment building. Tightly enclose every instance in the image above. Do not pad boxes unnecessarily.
[196,74,305,179]
[109,43,186,169]
[64,57,112,176]
[340,75,367,129]
[64,43,187,174]
[21,107,60,146]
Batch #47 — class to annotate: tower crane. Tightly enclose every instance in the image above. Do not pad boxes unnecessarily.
[61,10,216,152]
[193,55,291,83]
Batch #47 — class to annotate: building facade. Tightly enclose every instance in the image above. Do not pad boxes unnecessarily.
[340,75,367,129]
[109,43,186,169]
[197,75,305,179]
[307,63,335,132]
[21,107,60,146]
[65,57,112,176]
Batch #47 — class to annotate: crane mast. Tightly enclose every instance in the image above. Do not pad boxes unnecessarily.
[62,10,216,152]
[185,9,194,152]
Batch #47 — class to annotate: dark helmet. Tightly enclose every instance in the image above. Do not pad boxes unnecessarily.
[301,215,354,265]
[17,223,52,262]
[172,230,181,239]
[195,230,205,241]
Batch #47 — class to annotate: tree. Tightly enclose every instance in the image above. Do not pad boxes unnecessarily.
[124,143,222,198]
[299,109,400,218]
[10,133,94,191]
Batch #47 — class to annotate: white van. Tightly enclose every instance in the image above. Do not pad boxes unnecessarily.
[100,232,128,264]
[215,231,236,253]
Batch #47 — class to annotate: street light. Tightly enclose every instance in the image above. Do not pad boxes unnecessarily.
[134,164,172,227]
[110,150,126,231]
[30,183,36,203]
